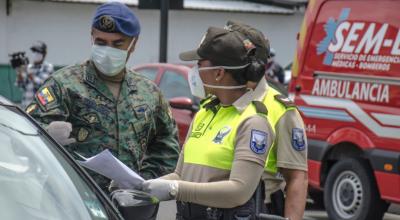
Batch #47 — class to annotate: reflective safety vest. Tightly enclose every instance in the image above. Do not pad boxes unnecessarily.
[184,87,295,173]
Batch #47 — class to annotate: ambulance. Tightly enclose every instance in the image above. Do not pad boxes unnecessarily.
[288,0,400,219]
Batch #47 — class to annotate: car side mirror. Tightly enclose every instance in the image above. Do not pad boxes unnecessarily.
[169,97,196,111]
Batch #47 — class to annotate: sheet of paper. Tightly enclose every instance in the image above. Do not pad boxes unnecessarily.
[76,149,144,189]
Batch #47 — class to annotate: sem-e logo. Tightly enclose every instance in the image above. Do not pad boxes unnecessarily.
[316,8,400,71]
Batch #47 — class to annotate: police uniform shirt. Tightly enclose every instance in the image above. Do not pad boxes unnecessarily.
[256,78,308,203]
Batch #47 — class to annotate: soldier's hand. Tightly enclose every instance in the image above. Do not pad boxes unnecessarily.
[142,179,179,201]
[46,121,76,145]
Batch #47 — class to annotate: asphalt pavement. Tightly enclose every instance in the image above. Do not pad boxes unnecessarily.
[156,201,400,220]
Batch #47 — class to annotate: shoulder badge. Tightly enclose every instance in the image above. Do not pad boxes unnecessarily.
[274,94,296,108]
[37,87,55,106]
[250,129,267,154]
[212,126,231,144]
[292,128,306,151]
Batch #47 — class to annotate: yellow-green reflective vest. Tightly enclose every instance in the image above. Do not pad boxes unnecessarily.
[184,88,294,173]
[184,101,268,170]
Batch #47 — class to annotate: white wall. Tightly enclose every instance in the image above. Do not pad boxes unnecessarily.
[1,0,303,68]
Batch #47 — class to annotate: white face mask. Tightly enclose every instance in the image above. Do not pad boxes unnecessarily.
[188,64,249,99]
[32,52,43,63]
[90,38,135,76]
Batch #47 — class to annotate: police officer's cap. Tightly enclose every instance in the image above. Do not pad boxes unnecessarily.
[225,20,270,63]
[30,41,47,54]
[92,2,140,37]
[179,27,256,67]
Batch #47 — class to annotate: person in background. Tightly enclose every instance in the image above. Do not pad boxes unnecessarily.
[26,2,179,193]
[228,21,308,220]
[16,41,54,108]
[265,48,285,84]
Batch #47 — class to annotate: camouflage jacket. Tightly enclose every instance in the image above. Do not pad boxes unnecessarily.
[27,61,179,189]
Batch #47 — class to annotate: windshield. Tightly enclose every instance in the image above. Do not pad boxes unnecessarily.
[0,105,114,220]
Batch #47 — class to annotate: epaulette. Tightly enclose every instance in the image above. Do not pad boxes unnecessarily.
[274,94,297,108]
[252,100,268,115]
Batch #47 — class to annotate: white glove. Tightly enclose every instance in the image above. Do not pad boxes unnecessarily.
[142,179,179,201]
[46,121,76,145]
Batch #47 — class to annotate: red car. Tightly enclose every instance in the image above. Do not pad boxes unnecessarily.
[132,63,199,146]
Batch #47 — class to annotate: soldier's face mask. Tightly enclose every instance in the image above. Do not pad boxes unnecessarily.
[91,38,135,76]
[188,64,249,99]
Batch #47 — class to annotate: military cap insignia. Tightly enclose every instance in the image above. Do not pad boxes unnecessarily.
[78,128,89,142]
[26,104,37,114]
[212,126,231,144]
[99,15,115,32]
[292,128,306,151]
[250,129,267,154]
[37,87,55,106]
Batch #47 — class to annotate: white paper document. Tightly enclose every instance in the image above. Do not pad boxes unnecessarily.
[76,149,144,189]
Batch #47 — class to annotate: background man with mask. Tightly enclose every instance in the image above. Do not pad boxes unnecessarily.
[26,2,180,192]
[15,41,54,108]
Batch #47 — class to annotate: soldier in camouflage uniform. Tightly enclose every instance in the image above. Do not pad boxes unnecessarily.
[26,2,179,192]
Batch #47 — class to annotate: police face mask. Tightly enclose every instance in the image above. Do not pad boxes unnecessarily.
[188,64,249,99]
[91,38,135,76]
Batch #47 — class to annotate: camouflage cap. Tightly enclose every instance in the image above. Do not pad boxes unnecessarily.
[179,26,256,67]
[225,20,270,63]
[92,2,140,37]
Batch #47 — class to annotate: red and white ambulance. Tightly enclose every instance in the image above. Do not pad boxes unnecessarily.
[289,0,400,219]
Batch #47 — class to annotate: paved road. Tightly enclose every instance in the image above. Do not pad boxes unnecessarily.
[156,201,400,220]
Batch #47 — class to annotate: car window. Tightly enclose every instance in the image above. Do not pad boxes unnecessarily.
[159,70,193,100]
[135,68,158,81]
[0,106,115,220]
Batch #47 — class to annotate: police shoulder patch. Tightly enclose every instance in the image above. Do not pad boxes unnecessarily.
[250,129,267,154]
[292,128,306,151]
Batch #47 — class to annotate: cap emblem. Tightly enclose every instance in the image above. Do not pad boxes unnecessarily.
[99,15,115,31]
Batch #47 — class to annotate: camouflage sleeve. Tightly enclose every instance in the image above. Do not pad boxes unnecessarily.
[140,92,180,180]
[25,77,70,128]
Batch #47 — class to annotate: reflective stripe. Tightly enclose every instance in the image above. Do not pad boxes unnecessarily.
[301,95,400,139]
[298,106,355,122]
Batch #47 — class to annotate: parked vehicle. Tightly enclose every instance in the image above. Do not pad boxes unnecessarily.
[133,63,199,146]
[0,100,125,220]
[289,0,400,219]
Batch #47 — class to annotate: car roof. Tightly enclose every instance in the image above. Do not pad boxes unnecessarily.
[0,95,14,105]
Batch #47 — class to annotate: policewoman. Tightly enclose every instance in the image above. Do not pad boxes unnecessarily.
[142,27,273,220]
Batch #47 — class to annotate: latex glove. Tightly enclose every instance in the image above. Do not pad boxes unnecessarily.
[142,179,179,201]
[46,121,76,145]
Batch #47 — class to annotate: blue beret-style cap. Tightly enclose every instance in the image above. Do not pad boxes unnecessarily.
[92,2,140,37]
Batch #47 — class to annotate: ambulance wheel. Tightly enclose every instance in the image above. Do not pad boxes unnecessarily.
[324,158,388,220]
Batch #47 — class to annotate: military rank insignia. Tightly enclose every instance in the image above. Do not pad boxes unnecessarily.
[37,87,55,106]
[212,126,231,144]
[78,128,89,142]
[250,129,267,154]
[292,128,305,151]
[26,104,37,114]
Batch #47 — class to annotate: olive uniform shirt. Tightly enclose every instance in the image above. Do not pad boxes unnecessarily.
[26,61,180,191]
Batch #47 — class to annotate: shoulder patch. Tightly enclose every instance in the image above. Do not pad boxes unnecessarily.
[250,129,268,154]
[292,128,306,151]
[274,94,296,108]
[37,87,55,106]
